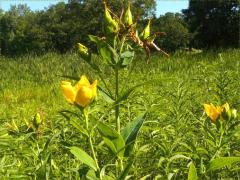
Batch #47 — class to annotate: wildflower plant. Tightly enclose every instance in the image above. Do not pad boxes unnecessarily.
[60,1,168,179]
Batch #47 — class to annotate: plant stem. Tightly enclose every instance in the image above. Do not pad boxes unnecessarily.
[84,109,101,179]
[115,67,120,134]
[211,131,224,161]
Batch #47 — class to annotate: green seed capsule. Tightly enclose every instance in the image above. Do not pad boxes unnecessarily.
[141,19,151,40]
[103,2,119,35]
[123,2,133,26]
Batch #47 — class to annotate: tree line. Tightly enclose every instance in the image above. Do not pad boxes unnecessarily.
[0,0,239,56]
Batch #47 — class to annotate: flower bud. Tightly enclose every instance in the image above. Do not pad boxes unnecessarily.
[78,43,88,56]
[222,102,231,120]
[141,19,151,40]
[34,113,42,126]
[231,109,237,119]
[123,2,133,26]
[103,2,119,35]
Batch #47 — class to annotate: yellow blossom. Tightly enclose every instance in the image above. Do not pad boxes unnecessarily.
[61,76,97,108]
[204,103,222,123]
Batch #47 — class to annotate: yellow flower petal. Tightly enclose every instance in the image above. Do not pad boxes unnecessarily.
[222,102,230,112]
[75,86,93,107]
[61,81,76,104]
[76,75,90,89]
[91,80,98,99]
[204,103,222,123]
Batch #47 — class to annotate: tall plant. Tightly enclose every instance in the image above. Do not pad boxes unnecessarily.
[61,1,168,179]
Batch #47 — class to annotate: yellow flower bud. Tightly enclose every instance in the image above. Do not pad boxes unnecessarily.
[232,109,237,119]
[78,43,88,55]
[103,2,119,35]
[123,2,133,26]
[222,102,231,119]
[34,113,42,126]
[61,76,97,108]
[141,19,151,40]
[204,103,222,123]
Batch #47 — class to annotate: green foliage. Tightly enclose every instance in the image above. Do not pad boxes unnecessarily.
[0,50,240,178]
[188,162,198,180]
[70,146,98,171]
[0,1,157,56]
[182,0,240,48]
[97,122,125,158]
[154,13,190,51]
[208,157,240,172]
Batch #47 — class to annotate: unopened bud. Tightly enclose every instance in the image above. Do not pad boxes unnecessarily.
[141,19,151,40]
[103,2,119,35]
[123,2,133,26]
[78,43,88,55]
[232,109,237,119]
[34,113,42,126]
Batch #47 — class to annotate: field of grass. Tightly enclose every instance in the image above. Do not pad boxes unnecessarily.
[0,49,240,179]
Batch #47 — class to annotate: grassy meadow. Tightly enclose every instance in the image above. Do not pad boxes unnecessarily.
[0,49,240,179]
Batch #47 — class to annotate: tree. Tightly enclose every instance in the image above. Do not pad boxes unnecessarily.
[182,0,240,48]
[153,13,190,51]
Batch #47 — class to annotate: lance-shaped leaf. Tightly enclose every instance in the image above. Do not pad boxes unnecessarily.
[119,51,134,67]
[70,146,98,171]
[208,157,240,172]
[188,162,198,180]
[117,157,134,180]
[117,82,146,104]
[121,113,147,156]
[89,35,119,65]
[97,122,125,158]
[98,86,114,103]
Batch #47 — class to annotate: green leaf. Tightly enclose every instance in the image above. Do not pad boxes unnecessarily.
[119,51,134,67]
[117,158,134,180]
[88,35,118,65]
[97,122,125,157]
[117,83,145,104]
[121,113,147,156]
[208,157,240,172]
[188,162,198,180]
[70,118,89,137]
[70,146,97,171]
[98,86,114,103]
[86,169,98,180]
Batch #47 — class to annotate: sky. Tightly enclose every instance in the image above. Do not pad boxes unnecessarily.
[0,0,189,16]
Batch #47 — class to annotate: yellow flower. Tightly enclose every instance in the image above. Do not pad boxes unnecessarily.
[61,76,97,108]
[203,103,222,123]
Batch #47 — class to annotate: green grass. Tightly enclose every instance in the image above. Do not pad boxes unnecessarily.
[0,49,240,179]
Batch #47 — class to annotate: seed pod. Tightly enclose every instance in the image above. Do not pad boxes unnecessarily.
[141,19,151,40]
[123,1,133,26]
[103,2,119,35]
